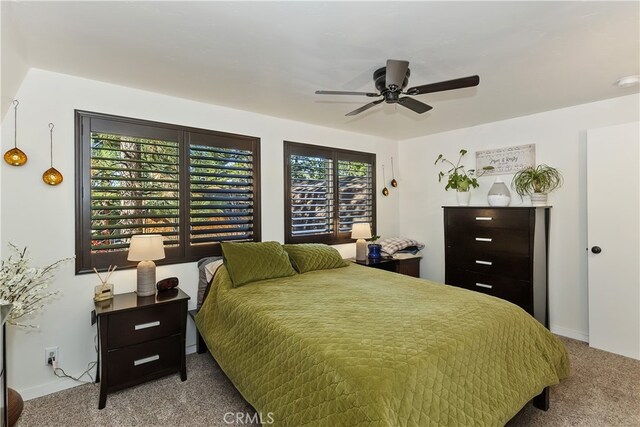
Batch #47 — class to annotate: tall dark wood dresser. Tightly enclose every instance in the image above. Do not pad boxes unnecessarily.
[443,207,550,327]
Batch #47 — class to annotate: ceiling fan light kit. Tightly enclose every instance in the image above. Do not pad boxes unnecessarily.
[316,59,479,116]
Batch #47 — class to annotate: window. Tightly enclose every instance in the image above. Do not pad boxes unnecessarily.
[75,111,260,273]
[284,141,375,244]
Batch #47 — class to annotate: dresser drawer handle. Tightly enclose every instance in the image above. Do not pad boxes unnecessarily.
[475,260,493,266]
[475,216,492,221]
[475,282,493,289]
[133,354,160,366]
[134,321,160,330]
[475,237,492,242]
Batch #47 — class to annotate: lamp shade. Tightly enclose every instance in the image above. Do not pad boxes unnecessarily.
[127,235,165,261]
[351,223,372,240]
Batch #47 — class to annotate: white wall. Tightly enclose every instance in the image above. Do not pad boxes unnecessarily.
[398,93,640,342]
[1,2,30,256]
[0,68,398,399]
[1,2,29,119]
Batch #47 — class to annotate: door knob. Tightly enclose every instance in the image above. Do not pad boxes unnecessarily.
[591,246,602,254]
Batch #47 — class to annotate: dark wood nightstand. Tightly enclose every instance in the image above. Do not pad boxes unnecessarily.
[94,288,190,409]
[351,256,421,278]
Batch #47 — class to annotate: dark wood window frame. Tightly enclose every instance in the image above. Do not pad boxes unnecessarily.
[284,141,376,245]
[75,110,261,274]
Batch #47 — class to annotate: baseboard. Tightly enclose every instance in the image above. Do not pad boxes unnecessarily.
[550,325,589,342]
[19,377,80,401]
[20,343,199,401]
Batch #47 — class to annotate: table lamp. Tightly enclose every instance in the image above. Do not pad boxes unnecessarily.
[127,234,165,297]
[351,223,372,261]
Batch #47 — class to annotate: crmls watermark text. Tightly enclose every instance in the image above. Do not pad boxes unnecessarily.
[223,412,275,425]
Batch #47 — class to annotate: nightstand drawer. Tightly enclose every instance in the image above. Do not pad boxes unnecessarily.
[446,208,530,230]
[107,334,181,390]
[446,268,532,312]
[107,303,181,349]
[446,251,530,280]
[447,227,530,255]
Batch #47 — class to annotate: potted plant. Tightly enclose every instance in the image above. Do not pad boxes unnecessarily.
[434,149,493,206]
[367,235,382,259]
[511,164,563,206]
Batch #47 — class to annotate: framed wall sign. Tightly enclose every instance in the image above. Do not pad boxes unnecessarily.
[476,144,535,176]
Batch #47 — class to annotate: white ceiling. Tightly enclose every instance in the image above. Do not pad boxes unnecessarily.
[7,1,640,140]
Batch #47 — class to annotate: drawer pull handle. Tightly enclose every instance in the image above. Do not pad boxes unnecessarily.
[475,282,493,289]
[134,321,160,330]
[133,354,160,366]
[475,217,493,221]
[475,260,493,266]
[475,237,492,242]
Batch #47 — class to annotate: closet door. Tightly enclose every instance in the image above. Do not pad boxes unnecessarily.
[587,122,640,359]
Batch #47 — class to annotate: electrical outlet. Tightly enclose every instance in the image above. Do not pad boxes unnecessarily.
[45,346,59,366]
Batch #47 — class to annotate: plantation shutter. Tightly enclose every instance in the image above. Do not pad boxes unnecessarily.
[188,132,257,255]
[284,141,375,244]
[337,156,374,234]
[76,112,261,273]
[90,132,181,252]
[288,150,334,241]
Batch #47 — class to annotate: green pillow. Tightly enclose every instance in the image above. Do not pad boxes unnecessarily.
[283,244,348,274]
[221,241,296,287]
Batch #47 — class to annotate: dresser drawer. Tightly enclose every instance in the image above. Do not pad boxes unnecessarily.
[446,208,531,231]
[107,334,181,390]
[446,251,530,280]
[447,227,530,255]
[446,268,532,312]
[107,303,182,349]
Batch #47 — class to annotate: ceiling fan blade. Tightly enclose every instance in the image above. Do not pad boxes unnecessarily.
[345,99,384,116]
[316,90,380,97]
[406,75,480,96]
[385,59,409,90]
[397,97,433,114]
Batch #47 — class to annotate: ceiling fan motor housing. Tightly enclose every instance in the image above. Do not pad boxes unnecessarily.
[374,67,410,101]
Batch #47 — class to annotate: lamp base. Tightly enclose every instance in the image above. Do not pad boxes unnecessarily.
[355,239,368,261]
[136,260,157,297]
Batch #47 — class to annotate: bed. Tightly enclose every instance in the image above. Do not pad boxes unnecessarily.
[195,261,569,426]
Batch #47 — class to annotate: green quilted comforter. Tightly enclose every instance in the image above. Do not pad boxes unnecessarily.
[195,264,569,426]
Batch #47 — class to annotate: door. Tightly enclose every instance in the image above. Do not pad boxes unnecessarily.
[587,122,640,359]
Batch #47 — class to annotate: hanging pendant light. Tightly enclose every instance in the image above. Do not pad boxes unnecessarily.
[3,100,28,166]
[42,123,63,186]
[390,157,398,188]
[381,164,389,196]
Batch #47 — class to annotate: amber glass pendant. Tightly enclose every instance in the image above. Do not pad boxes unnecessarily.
[4,148,28,166]
[4,100,28,166]
[43,167,63,185]
[42,123,63,186]
[381,164,389,196]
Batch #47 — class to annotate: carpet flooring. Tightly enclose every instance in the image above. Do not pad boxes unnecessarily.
[16,337,640,426]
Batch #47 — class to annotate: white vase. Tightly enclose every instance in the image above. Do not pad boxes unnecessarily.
[487,177,511,207]
[530,193,548,206]
[456,190,471,206]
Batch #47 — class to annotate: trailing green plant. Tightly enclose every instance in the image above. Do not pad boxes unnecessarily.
[511,164,563,196]
[434,149,494,192]
[368,235,380,244]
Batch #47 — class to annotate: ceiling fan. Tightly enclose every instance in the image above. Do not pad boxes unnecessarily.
[315,59,479,116]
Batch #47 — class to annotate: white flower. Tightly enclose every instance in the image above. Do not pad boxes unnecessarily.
[0,243,71,328]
